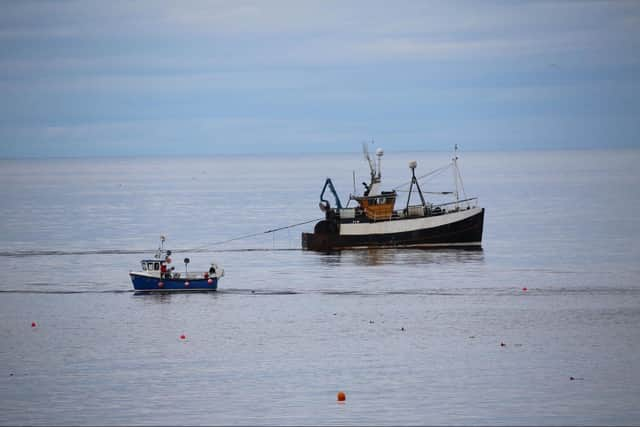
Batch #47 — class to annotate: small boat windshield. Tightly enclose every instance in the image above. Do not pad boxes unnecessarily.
[141,261,163,271]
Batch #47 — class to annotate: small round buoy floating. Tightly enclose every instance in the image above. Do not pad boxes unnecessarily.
[180,334,186,340]
[207,278,213,285]
[522,287,528,291]
[500,342,506,347]
[31,322,37,328]
[185,281,190,287]
[337,391,346,402]
[158,281,164,288]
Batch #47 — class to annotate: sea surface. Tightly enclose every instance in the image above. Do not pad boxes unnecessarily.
[0,149,639,425]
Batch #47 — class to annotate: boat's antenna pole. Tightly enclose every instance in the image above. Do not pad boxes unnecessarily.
[452,145,460,203]
[352,170,356,196]
[362,141,376,183]
[156,235,166,258]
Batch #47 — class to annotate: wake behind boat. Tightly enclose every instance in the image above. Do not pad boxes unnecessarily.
[302,145,484,251]
[129,237,223,291]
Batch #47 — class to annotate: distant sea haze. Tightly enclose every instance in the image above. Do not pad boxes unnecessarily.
[0,149,639,425]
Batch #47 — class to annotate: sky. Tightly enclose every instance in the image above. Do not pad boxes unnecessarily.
[0,0,639,158]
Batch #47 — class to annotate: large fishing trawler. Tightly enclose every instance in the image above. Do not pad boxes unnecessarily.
[301,145,484,251]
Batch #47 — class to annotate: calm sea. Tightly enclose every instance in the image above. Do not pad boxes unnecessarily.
[0,149,639,425]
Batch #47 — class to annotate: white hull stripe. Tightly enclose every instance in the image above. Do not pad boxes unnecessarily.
[340,207,482,236]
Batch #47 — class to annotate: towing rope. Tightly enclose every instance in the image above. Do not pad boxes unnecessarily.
[184,217,323,251]
[0,217,324,257]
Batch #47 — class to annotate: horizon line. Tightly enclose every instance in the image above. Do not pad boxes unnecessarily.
[0,146,637,161]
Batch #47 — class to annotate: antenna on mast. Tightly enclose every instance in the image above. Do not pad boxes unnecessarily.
[451,144,466,202]
[156,235,166,258]
[375,148,384,180]
[362,141,376,182]
[352,170,356,195]
[452,145,459,202]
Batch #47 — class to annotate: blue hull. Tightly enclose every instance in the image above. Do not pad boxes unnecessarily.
[130,273,218,291]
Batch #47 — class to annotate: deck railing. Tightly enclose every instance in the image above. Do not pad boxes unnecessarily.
[397,197,479,218]
[366,209,393,222]
[432,197,478,212]
[337,197,479,221]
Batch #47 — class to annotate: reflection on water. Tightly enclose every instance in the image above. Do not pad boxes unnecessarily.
[132,290,222,303]
[316,247,485,266]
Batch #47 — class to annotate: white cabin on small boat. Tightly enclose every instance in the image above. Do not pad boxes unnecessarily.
[139,259,168,278]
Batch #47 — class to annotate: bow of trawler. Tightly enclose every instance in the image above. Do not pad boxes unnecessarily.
[302,145,484,251]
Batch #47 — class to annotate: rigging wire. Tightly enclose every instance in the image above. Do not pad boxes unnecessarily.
[395,190,453,194]
[392,162,453,191]
[183,217,323,252]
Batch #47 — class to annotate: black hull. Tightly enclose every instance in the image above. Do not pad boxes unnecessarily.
[302,208,484,251]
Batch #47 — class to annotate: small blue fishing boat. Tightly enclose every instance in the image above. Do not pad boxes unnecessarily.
[129,236,223,292]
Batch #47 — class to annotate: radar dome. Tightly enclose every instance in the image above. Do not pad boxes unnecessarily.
[376,148,384,156]
[409,160,417,169]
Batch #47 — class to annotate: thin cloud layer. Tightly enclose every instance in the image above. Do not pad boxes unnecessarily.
[0,0,639,157]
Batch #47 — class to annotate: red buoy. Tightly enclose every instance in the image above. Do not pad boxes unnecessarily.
[31,322,37,328]
[522,287,528,291]
[180,334,186,340]
[208,278,213,285]
[158,281,164,288]
[337,391,346,402]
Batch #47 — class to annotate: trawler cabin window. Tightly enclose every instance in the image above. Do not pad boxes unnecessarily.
[141,263,147,271]
[154,262,160,270]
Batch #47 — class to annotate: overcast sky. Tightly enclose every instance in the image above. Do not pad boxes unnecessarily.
[1,0,639,157]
